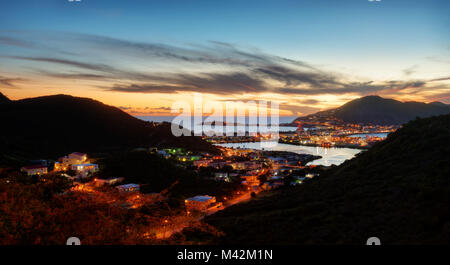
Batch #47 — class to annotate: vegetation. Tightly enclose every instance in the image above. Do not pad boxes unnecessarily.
[99,150,242,202]
[0,93,218,166]
[0,174,158,244]
[206,115,450,244]
[0,166,227,245]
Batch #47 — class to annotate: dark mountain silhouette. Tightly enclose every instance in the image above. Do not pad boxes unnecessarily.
[207,115,450,244]
[0,93,217,165]
[429,101,448,107]
[0,92,10,103]
[295,95,450,125]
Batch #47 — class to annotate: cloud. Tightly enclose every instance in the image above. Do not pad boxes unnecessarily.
[253,65,339,87]
[0,36,34,48]
[2,31,449,98]
[44,72,111,80]
[107,71,267,95]
[5,56,115,73]
[403,65,418,76]
[73,33,277,68]
[426,56,450,65]
[110,83,188,94]
[279,103,321,116]
[297,99,320,105]
[429,76,450,82]
[0,75,25,88]
[19,52,423,97]
[150,106,172,111]
[277,80,428,95]
[118,105,173,115]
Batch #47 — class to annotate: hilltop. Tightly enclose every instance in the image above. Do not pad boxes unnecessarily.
[206,115,450,244]
[0,93,217,165]
[0,92,10,103]
[295,95,450,125]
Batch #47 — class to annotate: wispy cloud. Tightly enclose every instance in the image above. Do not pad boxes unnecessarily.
[0,36,35,48]
[279,103,321,116]
[2,31,449,99]
[118,105,173,115]
[0,75,25,88]
[5,56,116,73]
[403,65,419,76]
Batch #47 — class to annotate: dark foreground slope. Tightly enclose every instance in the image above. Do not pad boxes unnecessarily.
[206,115,450,244]
[295,96,450,125]
[0,93,217,165]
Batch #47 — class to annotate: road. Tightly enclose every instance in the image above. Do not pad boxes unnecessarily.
[154,191,254,239]
[205,191,253,216]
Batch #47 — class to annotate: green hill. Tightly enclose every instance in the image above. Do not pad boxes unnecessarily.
[206,115,450,244]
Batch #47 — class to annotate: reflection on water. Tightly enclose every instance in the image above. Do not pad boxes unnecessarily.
[348,133,388,138]
[217,141,362,166]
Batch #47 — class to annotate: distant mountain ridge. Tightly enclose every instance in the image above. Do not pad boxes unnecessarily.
[0,93,217,165]
[295,95,450,125]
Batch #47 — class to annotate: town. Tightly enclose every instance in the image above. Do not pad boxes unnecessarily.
[15,144,323,240]
[206,117,399,149]
[10,111,402,242]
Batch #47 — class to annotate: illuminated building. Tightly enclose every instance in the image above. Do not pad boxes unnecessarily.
[21,165,48,176]
[116,183,140,192]
[185,195,216,212]
[71,163,99,173]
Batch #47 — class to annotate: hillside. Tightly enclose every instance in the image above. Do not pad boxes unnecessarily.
[0,92,10,103]
[295,96,450,125]
[206,115,450,244]
[0,93,217,165]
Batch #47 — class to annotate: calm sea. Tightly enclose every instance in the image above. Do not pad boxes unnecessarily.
[137,116,362,166]
[136,116,298,132]
[348,133,388,138]
[136,116,298,124]
[217,141,362,167]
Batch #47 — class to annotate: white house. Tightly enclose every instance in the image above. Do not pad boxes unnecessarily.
[59,152,88,166]
[21,165,48,176]
[116,184,140,192]
[69,152,87,162]
[214,172,230,182]
[185,195,216,212]
[71,163,99,173]
[53,162,67,172]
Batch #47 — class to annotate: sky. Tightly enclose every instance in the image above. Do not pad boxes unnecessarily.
[0,0,449,116]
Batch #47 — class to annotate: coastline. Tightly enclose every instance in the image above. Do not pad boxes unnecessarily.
[278,139,370,150]
[212,138,370,150]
